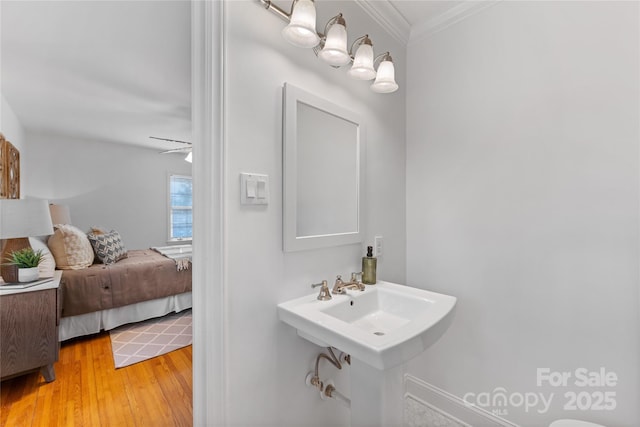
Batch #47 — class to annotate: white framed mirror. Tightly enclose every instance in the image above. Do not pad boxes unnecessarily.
[283,83,364,252]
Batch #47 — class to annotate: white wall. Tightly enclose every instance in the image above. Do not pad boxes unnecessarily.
[406,2,639,426]
[223,1,406,425]
[1,95,24,150]
[1,95,26,194]
[24,131,192,249]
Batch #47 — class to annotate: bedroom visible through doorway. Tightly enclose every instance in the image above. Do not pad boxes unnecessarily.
[0,0,197,423]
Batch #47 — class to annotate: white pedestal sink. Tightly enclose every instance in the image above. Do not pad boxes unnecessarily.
[278,280,456,427]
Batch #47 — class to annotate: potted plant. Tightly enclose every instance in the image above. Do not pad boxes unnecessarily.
[4,247,43,282]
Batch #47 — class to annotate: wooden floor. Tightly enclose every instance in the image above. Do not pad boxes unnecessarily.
[0,332,192,426]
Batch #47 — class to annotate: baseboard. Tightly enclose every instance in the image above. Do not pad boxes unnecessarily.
[404,375,520,427]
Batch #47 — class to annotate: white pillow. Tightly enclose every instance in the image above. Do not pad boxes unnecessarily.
[29,237,56,278]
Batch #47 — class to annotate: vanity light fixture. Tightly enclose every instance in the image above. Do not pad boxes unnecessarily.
[347,35,376,80]
[281,0,319,48]
[371,53,399,93]
[318,14,350,67]
[259,0,399,93]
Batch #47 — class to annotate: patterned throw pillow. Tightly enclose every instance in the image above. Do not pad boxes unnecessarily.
[47,224,95,270]
[87,230,128,265]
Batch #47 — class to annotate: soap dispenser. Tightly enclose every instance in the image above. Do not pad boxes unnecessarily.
[362,245,377,285]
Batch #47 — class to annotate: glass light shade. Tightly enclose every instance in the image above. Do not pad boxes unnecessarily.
[184,151,193,163]
[371,59,399,93]
[348,42,376,80]
[318,22,350,67]
[281,0,319,48]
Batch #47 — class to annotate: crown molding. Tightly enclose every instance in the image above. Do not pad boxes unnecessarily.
[354,0,411,46]
[409,0,501,44]
[355,0,500,46]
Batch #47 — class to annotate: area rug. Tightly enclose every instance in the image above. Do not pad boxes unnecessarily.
[109,309,192,368]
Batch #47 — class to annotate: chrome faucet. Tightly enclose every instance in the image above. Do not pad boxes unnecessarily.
[332,273,365,295]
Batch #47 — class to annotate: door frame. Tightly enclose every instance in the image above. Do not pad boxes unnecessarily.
[192,1,226,425]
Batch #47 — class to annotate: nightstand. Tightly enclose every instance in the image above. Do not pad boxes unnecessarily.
[1,270,62,382]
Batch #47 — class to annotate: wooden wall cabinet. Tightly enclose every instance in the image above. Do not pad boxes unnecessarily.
[1,274,61,382]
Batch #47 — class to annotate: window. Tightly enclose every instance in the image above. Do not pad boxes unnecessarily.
[169,174,192,241]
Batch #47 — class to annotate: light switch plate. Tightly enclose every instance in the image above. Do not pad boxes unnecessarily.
[241,173,269,205]
[374,235,384,258]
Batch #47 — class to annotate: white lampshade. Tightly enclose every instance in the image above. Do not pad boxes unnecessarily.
[184,151,193,163]
[282,0,319,48]
[49,204,72,225]
[348,39,376,80]
[318,17,350,67]
[371,57,399,93]
[0,199,54,239]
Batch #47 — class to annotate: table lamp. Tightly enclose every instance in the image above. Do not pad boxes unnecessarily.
[0,199,54,282]
[49,204,72,225]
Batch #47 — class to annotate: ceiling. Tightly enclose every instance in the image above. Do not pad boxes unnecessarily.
[360,0,497,44]
[1,1,487,151]
[1,0,191,151]
[389,0,465,28]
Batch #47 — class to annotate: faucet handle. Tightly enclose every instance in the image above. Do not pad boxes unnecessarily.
[350,272,365,291]
[311,280,332,301]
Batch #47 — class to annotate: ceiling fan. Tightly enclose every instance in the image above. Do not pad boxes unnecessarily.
[152,136,193,162]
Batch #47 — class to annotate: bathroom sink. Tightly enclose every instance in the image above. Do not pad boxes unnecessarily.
[277,281,456,370]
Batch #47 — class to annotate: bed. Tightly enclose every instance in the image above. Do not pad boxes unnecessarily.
[58,248,192,341]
